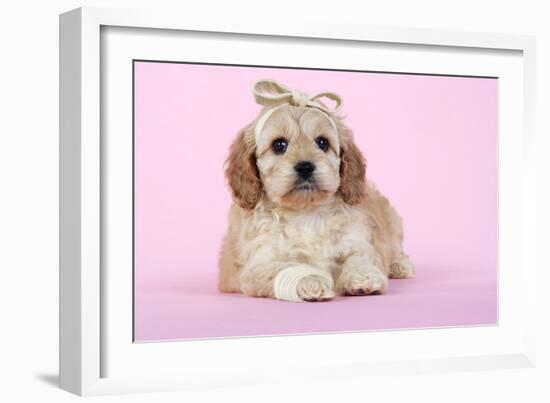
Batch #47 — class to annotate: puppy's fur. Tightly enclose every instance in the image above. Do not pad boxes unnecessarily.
[219,104,414,302]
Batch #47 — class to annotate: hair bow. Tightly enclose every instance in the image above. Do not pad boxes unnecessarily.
[253,79,343,114]
[252,79,343,143]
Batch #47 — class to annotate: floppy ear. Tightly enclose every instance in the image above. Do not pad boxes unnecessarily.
[225,126,262,209]
[338,125,366,205]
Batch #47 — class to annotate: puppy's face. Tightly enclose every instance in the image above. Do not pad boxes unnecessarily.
[226,105,366,210]
[255,106,341,208]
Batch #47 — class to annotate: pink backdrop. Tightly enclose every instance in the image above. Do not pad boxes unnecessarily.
[134,61,497,341]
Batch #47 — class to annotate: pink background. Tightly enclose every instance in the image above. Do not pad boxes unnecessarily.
[134,61,497,342]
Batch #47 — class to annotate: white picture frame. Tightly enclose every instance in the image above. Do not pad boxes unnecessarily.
[59,6,537,396]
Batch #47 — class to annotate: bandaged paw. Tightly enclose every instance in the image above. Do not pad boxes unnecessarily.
[273,265,335,302]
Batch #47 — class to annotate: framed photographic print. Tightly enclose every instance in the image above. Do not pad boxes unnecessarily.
[60,6,537,396]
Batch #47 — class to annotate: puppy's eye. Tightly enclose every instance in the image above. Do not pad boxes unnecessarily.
[315,136,330,152]
[272,138,288,154]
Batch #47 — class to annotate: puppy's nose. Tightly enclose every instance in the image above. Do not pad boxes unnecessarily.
[294,160,316,180]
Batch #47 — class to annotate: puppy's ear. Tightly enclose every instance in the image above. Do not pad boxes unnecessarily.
[225,126,262,209]
[338,125,366,205]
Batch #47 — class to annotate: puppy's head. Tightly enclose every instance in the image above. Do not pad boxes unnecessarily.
[225,81,366,210]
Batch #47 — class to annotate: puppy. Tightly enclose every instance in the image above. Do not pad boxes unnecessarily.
[218,79,414,302]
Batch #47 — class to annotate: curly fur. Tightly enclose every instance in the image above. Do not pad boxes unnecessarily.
[225,125,262,209]
[219,101,414,302]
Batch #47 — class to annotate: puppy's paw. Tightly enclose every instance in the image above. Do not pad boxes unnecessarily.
[389,258,415,279]
[336,267,388,296]
[273,266,335,302]
[297,275,335,302]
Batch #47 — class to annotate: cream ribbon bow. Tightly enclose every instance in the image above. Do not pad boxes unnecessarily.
[252,79,343,143]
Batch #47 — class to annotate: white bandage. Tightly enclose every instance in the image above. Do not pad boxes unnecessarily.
[273,265,333,302]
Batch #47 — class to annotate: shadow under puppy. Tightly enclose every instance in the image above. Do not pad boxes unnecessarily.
[219,79,414,302]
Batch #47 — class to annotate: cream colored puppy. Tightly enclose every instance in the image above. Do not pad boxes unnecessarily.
[218,80,414,302]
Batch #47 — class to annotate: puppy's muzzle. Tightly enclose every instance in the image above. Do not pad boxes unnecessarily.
[294,160,316,181]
